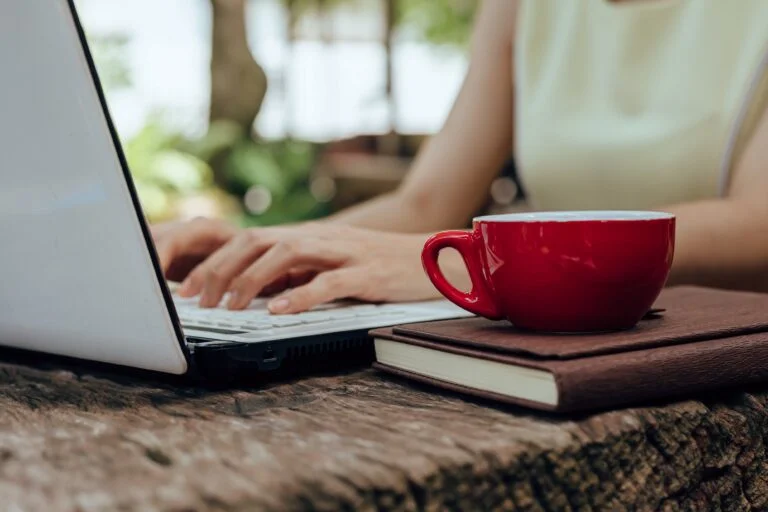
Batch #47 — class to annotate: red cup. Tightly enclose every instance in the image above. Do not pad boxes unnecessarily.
[422,211,675,332]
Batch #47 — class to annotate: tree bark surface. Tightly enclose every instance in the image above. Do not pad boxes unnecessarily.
[0,350,766,511]
[209,0,267,134]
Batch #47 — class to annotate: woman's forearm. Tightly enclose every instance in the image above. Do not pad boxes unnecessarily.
[662,199,768,292]
[324,192,444,233]
[325,1,519,234]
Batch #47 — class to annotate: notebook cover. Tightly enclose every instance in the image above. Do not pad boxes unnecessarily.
[370,286,768,412]
[372,330,768,413]
[390,286,768,359]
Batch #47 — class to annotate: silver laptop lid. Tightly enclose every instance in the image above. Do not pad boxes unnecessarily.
[0,0,188,374]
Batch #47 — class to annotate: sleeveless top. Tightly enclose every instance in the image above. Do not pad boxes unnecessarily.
[514,0,768,211]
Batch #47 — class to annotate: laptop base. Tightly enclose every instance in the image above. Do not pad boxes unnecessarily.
[188,330,375,385]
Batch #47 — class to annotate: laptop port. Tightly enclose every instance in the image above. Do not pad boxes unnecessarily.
[262,347,276,362]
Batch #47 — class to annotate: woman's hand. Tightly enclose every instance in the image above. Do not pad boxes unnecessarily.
[151,217,239,283]
[155,219,446,313]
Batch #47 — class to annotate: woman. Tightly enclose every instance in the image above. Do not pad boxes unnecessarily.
[152,0,768,314]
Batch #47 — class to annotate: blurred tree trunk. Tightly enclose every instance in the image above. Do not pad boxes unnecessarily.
[209,0,268,135]
[284,0,298,136]
[209,0,268,186]
[378,0,399,156]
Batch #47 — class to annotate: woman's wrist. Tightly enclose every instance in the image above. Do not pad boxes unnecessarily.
[408,233,471,294]
[436,246,471,293]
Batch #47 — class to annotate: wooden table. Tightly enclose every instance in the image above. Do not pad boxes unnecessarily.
[0,348,766,512]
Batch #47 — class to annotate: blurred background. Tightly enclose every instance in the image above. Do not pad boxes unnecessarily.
[76,0,522,227]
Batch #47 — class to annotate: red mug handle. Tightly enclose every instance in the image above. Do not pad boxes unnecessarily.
[421,230,503,320]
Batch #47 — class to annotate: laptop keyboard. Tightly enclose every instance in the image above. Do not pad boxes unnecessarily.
[173,296,411,340]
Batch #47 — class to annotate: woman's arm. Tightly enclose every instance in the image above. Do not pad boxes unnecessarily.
[327,0,519,232]
[663,106,768,292]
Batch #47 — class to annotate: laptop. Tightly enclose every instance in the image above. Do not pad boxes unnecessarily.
[0,0,470,378]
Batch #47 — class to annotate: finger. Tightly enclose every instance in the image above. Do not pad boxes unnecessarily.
[165,254,209,283]
[226,239,347,309]
[286,268,318,289]
[155,218,234,280]
[185,233,272,307]
[153,239,175,275]
[154,236,197,278]
[178,233,252,298]
[195,228,309,306]
[149,220,176,240]
[177,226,296,298]
[151,222,183,275]
[259,275,291,297]
[259,267,320,297]
[267,268,364,314]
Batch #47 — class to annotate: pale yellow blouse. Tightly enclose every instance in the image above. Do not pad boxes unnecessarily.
[514,0,768,211]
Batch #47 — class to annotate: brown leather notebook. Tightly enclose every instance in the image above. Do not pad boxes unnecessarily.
[370,287,768,413]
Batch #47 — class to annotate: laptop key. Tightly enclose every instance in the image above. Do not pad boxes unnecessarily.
[241,322,273,330]
[269,316,303,327]
[239,330,276,340]
[327,310,357,319]
[352,309,380,317]
[298,313,331,324]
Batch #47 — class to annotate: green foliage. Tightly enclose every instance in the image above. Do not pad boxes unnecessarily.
[89,33,132,90]
[123,118,215,221]
[283,0,353,15]
[283,0,478,48]
[123,118,327,225]
[395,0,478,48]
[205,124,328,226]
[91,0,478,226]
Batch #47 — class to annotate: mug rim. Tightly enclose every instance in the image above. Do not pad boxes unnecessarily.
[474,210,675,223]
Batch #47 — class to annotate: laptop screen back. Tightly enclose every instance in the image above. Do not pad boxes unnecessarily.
[0,0,188,373]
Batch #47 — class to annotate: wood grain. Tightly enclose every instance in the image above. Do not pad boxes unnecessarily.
[0,349,766,511]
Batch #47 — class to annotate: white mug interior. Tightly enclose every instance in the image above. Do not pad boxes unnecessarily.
[474,211,675,223]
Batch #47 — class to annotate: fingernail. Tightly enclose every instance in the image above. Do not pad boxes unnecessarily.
[269,297,290,314]
[226,290,241,310]
[199,291,216,308]
[178,280,193,297]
